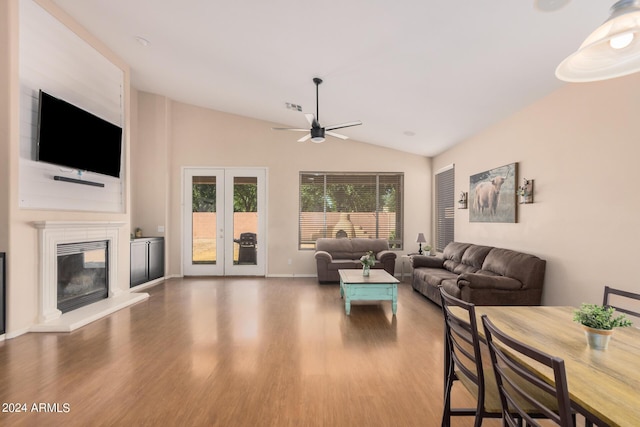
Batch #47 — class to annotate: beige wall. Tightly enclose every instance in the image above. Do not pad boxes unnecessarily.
[0,0,17,258]
[131,90,170,240]
[0,0,132,337]
[433,73,640,306]
[134,93,432,278]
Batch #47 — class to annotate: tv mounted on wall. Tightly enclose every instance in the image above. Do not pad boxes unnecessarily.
[37,90,123,179]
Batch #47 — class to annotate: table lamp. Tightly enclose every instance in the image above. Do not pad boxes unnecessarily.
[416,233,426,255]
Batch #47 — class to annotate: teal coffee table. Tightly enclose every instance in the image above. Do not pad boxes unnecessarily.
[339,269,399,315]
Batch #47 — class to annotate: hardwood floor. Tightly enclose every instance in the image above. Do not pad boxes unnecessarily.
[0,277,495,426]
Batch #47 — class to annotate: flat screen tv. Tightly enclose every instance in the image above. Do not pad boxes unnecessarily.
[37,90,123,178]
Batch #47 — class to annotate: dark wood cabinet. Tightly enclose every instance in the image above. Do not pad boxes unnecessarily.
[130,238,164,287]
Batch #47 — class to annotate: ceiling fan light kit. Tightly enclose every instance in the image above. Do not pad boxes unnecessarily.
[272,77,362,143]
[311,127,325,143]
[535,0,571,13]
[556,0,640,82]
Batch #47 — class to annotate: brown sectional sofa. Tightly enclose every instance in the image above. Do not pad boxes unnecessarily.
[314,238,397,283]
[410,242,546,306]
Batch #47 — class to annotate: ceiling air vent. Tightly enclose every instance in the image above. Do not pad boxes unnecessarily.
[285,102,302,112]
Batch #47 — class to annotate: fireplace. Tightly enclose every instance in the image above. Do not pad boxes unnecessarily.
[31,221,149,332]
[57,240,109,313]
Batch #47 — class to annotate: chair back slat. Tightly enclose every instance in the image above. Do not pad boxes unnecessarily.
[603,286,640,324]
[481,315,574,427]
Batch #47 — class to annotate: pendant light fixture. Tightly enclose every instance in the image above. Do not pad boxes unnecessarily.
[556,0,640,82]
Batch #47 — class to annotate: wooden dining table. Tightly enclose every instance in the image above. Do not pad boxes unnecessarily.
[472,306,640,427]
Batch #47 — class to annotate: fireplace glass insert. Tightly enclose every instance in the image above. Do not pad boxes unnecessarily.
[57,240,108,313]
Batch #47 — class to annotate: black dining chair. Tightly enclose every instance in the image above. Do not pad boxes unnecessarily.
[440,289,559,426]
[602,286,640,322]
[440,288,501,427]
[481,314,575,427]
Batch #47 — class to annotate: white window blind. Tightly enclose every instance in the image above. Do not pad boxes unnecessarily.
[299,172,403,250]
[436,166,455,252]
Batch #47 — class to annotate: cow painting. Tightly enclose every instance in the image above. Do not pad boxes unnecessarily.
[469,163,517,223]
[474,176,506,215]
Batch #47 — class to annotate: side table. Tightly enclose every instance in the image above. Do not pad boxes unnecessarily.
[400,253,420,283]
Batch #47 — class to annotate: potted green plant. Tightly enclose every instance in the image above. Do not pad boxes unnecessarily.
[573,303,632,350]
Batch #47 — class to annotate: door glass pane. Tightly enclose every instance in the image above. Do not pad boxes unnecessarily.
[192,176,217,264]
[233,177,258,265]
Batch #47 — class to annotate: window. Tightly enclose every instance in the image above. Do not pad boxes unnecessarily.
[299,172,403,249]
[435,166,455,252]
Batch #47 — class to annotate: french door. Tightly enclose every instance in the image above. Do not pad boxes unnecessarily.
[183,167,266,276]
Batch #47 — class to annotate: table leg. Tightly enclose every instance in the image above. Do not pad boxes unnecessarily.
[392,284,398,315]
[344,283,351,315]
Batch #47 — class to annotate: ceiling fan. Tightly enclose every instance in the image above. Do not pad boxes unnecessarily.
[273,77,362,143]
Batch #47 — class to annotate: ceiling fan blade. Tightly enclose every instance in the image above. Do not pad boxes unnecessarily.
[297,134,312,142]
[325,121,362,131]
[304,113,315,126]
[272,127,309,132]
[326,131,349,140]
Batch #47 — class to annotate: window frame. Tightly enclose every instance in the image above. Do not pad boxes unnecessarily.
[299,172,404,250]
[435,165,455,252]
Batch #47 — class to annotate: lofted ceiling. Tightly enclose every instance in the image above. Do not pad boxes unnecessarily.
[51,0,609,157]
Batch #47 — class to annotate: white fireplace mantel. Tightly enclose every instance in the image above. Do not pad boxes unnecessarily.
[31,221,149,332]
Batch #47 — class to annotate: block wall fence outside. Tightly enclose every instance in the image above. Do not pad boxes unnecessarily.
[300,212,397,240]
[193,212,396,241]
[192,213,257,239]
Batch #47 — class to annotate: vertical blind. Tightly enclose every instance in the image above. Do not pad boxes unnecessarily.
[435,166,455,252]
[299,172,403,249]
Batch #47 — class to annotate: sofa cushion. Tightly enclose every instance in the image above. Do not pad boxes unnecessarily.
[461,245,493,268]
[443,242,471,261]
[442,242,472,273]
[451,263,480,275]
[482,248,546,290]
[326,259,362,271]
[316,238,354,260]
[351,238,390,258]
[412,267,458,288]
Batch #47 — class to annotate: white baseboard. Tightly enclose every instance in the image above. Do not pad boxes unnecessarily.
[266,274,316,278]
[130,276,166,291]
[4,326,33,340]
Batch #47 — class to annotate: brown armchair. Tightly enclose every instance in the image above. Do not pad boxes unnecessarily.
[314,238,397,283]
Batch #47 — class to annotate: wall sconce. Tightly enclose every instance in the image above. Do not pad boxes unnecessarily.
[458,191,468,209]
[518,179,534,204]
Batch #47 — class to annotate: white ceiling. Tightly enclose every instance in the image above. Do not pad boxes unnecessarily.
[51,0,609,157]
